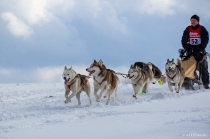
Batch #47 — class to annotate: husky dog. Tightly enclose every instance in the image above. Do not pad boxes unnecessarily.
[127,63,154,99]
[134,62,164,84]
[165,58,185,93]
[86,60,119,105]
[62,66,92,105]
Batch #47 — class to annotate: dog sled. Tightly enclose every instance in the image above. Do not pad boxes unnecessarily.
[178,48,210,89]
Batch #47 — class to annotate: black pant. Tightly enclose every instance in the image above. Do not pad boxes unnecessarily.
[199,58,209,85]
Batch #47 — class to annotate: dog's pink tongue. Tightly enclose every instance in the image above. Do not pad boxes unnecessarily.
[64,80,68,84]
[89,71,93,76]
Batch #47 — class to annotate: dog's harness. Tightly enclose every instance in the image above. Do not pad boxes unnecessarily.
[133,73,143,85]
[166,69,177,81]
[93,76,104,85]
[65,75,88,89]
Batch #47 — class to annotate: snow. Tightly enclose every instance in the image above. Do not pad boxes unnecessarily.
[0,79,210,139]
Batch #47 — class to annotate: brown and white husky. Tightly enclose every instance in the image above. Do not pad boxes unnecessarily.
[86,60,119,105]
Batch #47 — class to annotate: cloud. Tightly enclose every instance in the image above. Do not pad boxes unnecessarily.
[0,68,15,76]
[1,12,33,38]
[2,0,209,39]
[138,0,176,16]
[53,0,129,35]
[17,0,51,25]
[35,67,63,83]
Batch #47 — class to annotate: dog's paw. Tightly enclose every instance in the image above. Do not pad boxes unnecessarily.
[64,99,71,104]
[133,95,138,99]
[77,103,81,106]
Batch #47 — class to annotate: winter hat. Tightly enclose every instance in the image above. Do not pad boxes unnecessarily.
[190,14,199,22]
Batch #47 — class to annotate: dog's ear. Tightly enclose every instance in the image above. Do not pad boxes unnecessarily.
[64,66,67,70]
[69,66,72,70]
[94,59,97,63]
[167,59,169,63]
[130,65,133,68]
[99,59,103,63]
[98,59,103,66]
[172,59,174,62]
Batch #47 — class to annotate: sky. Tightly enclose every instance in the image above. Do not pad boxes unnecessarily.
[0,0,210,83]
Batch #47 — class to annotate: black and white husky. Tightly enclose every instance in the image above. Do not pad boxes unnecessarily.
[127,63,154,99]
[134,62,164,84]
[165,58,185,93]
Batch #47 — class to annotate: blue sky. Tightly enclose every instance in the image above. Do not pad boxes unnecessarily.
[0,0,210,83]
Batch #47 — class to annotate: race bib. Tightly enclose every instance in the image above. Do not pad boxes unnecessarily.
[189,38,201,45]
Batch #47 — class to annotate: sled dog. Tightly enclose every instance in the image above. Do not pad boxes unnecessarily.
[127,63,154,99]
[86,60,119,105]
[63,66,92,105]
[165,58,185,93]
[134,62,164,84]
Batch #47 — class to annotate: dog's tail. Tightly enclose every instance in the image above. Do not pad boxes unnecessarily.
[177,57,182,67]
[147,62,153,70]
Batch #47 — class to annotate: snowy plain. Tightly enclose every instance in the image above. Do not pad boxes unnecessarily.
[0,78,210,139]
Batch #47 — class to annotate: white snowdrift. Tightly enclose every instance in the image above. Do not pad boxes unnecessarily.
[0,80,209,139]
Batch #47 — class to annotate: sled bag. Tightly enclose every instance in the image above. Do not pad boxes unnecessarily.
[182,56,197,79]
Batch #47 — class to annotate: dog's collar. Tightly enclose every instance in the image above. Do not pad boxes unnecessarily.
[65,76,77,89]
[65,75,89,89]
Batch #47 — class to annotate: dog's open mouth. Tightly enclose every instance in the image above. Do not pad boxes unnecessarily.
[128,75,134,79]
[88,70,95,76]
[168,68,173,72]
[64,78,70,84]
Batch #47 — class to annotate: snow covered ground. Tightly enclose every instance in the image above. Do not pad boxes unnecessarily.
[0,79,210,139]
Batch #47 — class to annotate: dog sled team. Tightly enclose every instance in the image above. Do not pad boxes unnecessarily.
[62,14,209,105]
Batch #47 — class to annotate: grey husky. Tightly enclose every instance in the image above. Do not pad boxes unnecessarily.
[134,62,164,84]
[86,60,119,105]
[165,58,185,93]
[127,63,154,99]
[62,66,92,105]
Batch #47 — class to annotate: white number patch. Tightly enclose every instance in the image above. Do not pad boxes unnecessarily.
[189,38,201,45]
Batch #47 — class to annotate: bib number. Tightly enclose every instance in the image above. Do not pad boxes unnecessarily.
[189,38,201,45]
